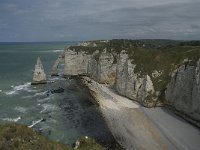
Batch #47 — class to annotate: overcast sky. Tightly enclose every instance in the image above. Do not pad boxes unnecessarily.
[0,0,200,42]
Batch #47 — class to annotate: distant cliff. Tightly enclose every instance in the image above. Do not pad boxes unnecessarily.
[58,39,200,126]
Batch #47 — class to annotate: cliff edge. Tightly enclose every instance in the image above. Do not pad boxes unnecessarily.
[61,39,200,126]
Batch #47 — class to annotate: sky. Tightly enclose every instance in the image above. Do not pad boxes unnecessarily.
[0,0,200,42]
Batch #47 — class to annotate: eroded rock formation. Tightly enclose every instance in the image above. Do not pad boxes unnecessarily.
[165,59,200,124]
[116,50,155,107]
[60,40,200,126]
[51,53,65,76]
[63,49,156,107]
[32,57,47,85]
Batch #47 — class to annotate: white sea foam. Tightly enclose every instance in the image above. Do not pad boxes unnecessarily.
[0,90,2,92]
[52,49,64,53]
[14,106,27,113]
[34,91,47,96]
[22,91,47,99]
[26,89,38,93]
[28,118,43,128]
[40,104,59,113]
[49,77,60,81]
[5,82,31,95]
[2,116,21,122]
[37,96,51,103]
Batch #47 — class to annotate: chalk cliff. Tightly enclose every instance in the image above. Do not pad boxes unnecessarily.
[116,50,156,107]
[63,49,158,107]
[165,59,200,125]
[51,53,64,76]
[61,39,200,126]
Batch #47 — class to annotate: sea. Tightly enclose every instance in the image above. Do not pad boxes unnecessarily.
[0,42,115,146]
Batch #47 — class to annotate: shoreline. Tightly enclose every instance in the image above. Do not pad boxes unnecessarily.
[65,76,124,149]
[81,76,200,150]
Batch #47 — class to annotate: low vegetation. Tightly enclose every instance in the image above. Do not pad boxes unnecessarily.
[0,123,106,150]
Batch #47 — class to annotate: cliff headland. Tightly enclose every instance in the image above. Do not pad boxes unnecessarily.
[61,39,200,126]
[55,39,200,150]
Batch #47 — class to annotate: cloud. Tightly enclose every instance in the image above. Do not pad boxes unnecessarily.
[0,0,199,41]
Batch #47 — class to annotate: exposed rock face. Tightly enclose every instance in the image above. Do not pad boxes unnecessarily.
[64,49,116,85]
[32,57,47,85]
[116,50,155,107]
[64,49,155,106]
[87,50,116,84]
[64,50,89,76]
[62,47,200,125]
[165,59,200,123]
[51,53,64,76]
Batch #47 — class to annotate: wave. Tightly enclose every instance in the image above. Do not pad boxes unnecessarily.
[5,82,31,95]
[52,49,64,53]
[2,116,21,122]
[40,104,59,113]
[28,118,43,128]
[26,89,38,93]
[22,91,47,99]
[14,106,27,113]
[37,96,52,103]
[34,91,47,96]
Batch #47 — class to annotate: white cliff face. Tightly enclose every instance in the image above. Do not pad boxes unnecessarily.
[64,49,155,106]
[51,53,65,76]
[64,49,116,85]
[62,48,200,124]
[64,50,89,76]
[95,50,116,84]
[165,59,200,123]
[116,50,155,107]
[32,57,47,85]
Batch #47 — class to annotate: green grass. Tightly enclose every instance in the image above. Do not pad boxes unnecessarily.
[0,123,107,150]
[73,137,106,150]
[129,46,200,92]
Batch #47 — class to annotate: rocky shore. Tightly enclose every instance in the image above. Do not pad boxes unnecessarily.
[82,76,200,150]
[49,39,200,149]
[61,39,200,127]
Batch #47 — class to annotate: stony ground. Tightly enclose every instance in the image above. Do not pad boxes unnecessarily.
[82,76,200,150]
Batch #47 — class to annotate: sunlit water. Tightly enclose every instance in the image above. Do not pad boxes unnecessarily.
[0,42,115,146]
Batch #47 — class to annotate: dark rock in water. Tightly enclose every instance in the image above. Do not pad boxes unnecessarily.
[51,74,59,77]
[41,118,46,122]
[47,91,50,96]
[51,87,65,94]
[48,130,52,136]
[31,81,47,85]
[33,127,43,134]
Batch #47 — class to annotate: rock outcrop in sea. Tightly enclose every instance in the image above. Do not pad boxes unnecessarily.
[31,57,47,85]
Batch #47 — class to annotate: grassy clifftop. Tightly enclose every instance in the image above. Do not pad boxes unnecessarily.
[0,123,106,150]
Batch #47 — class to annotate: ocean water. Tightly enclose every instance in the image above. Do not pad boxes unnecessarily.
[0,42,115,146]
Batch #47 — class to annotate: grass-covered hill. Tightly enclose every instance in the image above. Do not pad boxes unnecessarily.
[0,123,106,150]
